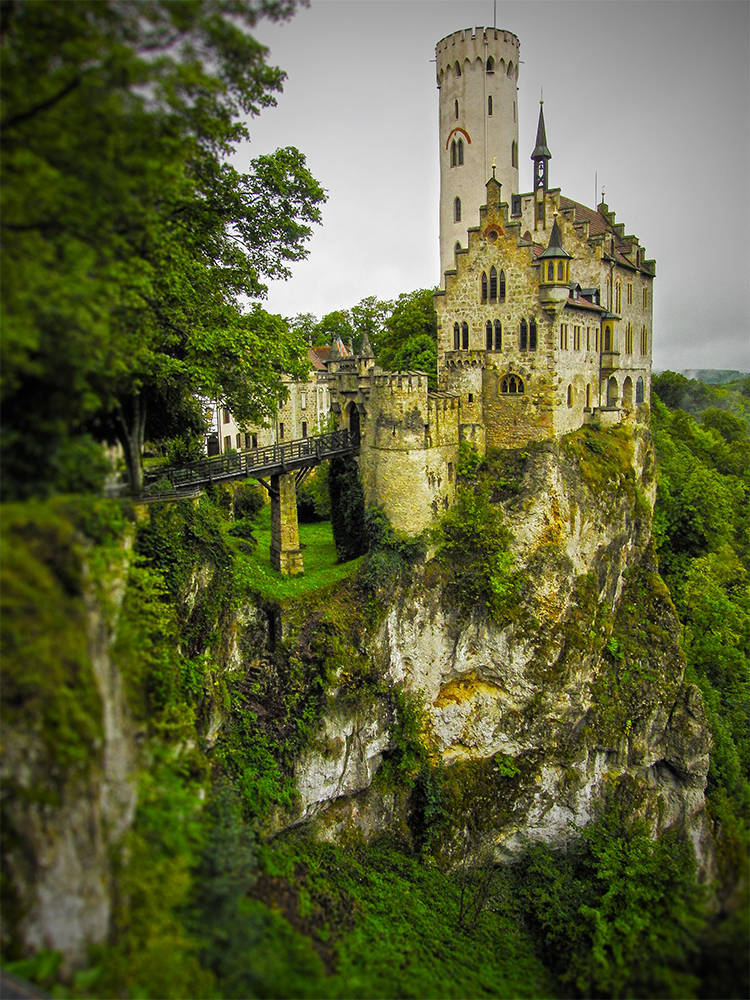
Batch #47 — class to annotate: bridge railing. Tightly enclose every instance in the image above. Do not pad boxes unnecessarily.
[144,428,357,492]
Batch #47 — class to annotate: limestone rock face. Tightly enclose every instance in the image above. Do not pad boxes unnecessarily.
[300,423,713,869]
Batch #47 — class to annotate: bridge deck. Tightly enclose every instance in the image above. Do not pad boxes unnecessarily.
[144,429,358,494]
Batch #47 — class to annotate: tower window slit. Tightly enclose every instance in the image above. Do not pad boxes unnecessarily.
[489,265,497,301]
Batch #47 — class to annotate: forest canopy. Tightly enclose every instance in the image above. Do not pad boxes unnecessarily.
[0,0,325,496]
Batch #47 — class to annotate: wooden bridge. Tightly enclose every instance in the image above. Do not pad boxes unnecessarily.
[142,428,359,577]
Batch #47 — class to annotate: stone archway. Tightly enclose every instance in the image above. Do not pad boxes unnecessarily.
[607,376,619,407]
[346,402,360,444]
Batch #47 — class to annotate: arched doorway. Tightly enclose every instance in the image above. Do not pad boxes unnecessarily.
[607,376,618,407]
[622,376,633,408]
[346,402,360,444]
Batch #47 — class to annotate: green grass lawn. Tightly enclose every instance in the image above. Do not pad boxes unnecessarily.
[232,504,363,602]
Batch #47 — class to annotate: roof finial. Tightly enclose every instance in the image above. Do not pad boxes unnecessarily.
[491,157,496,179]
[540,86,544,104]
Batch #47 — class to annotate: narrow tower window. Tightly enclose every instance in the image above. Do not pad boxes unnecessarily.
[450,140,457,167]
[455,60,461,76]
[557,260,565,281]
[481,272,488,302]
[529,318,537,350]
[489,266,497,301]
[457,138,464,165]
[486,320,493,349]
[520,318,528,350]
[511,140,518,168]
[487,95,493,116]
[547,261,554,282]
[453,323,460,350]
[454,197,461,222]
[461,321,469,350]
[494,320,502,350]
[455,99,459,119]
[486,56,495,72]
[499,269,506,301]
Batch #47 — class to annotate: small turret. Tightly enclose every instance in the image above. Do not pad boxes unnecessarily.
[538,216,572,301]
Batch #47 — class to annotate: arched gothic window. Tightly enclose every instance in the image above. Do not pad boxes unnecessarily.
[557,260,565,281]
[494,320,502,350]
[454,99,459,119]
[489,266,497,301]
[450,141,457,167]
[455,61,461,76]
[604,325,612,352]
[529,317,537,350]
[586,383,591,409]
[486,56,495,72]
[547,261,554,282]
[454,197,461,222]
[500,374,524,395]
[485,320,493,350]
[520,318,528,351]
[461,321,469,350]
[615,281,622,313]
[636,377,645,404]
[457,138,464,165]
[481,272,488,301]
[455,242,461,255]
[487,95,493,116]
[567,384,573,407]
[453,322,460,350]
[499,269,506,301]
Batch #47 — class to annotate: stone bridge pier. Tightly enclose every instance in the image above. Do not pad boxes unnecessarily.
[269,472,304,576]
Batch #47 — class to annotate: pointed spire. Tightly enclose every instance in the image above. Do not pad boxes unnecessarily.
[359,331,374,360]
[538,214,572,260]
[532,98,551,160]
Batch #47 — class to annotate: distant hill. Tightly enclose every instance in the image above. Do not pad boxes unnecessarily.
[680,369,748,385]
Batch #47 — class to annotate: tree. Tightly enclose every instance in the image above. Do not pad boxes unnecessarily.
[312,309,356,352]
[1,0,325,496]
[350,295,391,355]
[377,288,438,386]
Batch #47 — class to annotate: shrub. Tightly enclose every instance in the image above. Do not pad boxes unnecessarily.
[233,482,265,520]
[165,435,205,467]
[296,462,331,522]
[329,454,367,561]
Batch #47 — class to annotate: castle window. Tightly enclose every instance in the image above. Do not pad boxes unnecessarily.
[454,197,461,222]
[606,278,612,307]
[481,272,488,301]
[511,140,518,168]
[223,407,230,423]
[520,318,528,351]
[488,95,493,116]
[224,435,231,452]
[573,325,581,351]
[455,242,461,255]
[567,385,573,408]
[643,288,649,308]
[586,327,591,351]
[455,99,459,119]
[500,374,524,395]
[489,266,497,301]
[560,323,568,350]
[301,421,308,438]
[636,377,645,404]
[627,282,633,305]
[625,322,633,354]
[615,281,622,313]
[453,322,460,350]
[494,320,502,350]
[529,318,537,350]
[455,61,461,76]
[486,320,493,349]
[486,56,494,72]
[641,326,648,355]
[586,384,591,409]
[461,322,469,349]
[450,140,457,167]
[595,328,600,351]
[251,433,258,449]
[604,325,612,352]
[468,393,474,402]
[557,260,565,281]
[547,261,554,282]
[458,138,464,165]
[499,269,506,301]
[236,433,242,448]
[279,422,284,440]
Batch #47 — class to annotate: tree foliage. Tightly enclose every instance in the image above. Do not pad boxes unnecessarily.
[1,0,325,496]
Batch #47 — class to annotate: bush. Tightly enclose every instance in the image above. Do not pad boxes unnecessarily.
[329,454,366,561]
[165,435,205,467]
[233,482,265,520]
[359,505,426,591]
[296,462,331,522]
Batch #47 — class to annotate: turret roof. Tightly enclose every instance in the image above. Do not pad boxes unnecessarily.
[537,217,572,259]
[532,100,551,160]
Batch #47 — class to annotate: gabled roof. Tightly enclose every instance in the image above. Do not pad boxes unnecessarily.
[309,347,328,370]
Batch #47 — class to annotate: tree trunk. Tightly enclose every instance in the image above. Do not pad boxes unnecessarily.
[115,393,147,494]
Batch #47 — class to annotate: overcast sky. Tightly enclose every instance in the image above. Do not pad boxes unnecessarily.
[243,0,750,372]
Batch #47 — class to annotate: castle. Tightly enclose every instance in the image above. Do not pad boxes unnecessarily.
[212,25,655,559]
[324,26,654,536]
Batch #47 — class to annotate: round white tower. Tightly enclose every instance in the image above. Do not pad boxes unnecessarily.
[436,27,520,280]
